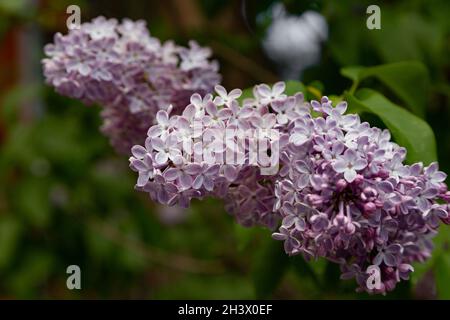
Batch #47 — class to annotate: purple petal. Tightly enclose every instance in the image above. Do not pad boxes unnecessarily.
[383,253,398,267]
[155,152,168,165]
[156,110,168,125]
[137,171,151,187]
[164,168,179,181]
[272,81,286,96]
[332,160,347,173]
[192,175,204,189]
[354,158,368,171]
[223,165,238,182]
[344,169,357,183]
[131,145,147,159]
[178,173,193,189]
[130,159,147,171]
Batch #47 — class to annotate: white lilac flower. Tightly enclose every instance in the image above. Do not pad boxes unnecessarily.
[255,82,287,105]
[213,85,243,107]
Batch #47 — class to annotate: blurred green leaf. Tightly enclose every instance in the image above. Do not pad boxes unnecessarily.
[346,89,437,164]
[234,224,258,252]
[341,66,365,83]
[435,254,450,299]
[412,226,449,289]
[342,62,430,118]
[0,124,35,171]
[307,80,325,94]
[327,6,368,66]
[323,261,341,291]
[0,0,29,15]
[35,117,91,167]
[290,255,321,288]
[16,178,51,228]
[252,238,289,299]
[7,251,53,298]
[84,223,116,261]
[370,11,446,67]
[0,216,22,270]
[284,81,306,96]
[0,85,43,127]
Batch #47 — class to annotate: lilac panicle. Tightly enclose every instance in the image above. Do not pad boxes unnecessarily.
[272,95,450,294]
[42,16,221,154]
[129,82,306,229]
[130,82,449,294]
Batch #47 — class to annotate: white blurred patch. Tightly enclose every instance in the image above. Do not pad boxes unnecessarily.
[262,4,328,80]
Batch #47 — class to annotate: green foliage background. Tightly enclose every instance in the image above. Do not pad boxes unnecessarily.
[0,0,448,299]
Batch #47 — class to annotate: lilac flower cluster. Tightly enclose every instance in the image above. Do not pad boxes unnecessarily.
[43,17,221,154]
[272,96,450,294]
[130,82,449,293]
[224,83,310,228]
[129,82,307,228]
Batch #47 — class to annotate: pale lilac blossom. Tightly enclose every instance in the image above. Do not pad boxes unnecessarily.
[43,17,220,154]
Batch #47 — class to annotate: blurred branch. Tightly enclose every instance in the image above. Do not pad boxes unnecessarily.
[88,217,225,275]
[210,41,278,83]
[165,0,277,83]
[168,0,205,31]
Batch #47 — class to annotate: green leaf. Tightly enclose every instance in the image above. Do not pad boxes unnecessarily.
[342,62,430,118]
[233,223,260,252]
[0,85,43,127]
[16,178,52,228]
[346,89,437,164]
[290,256,321,288]
[323,261,342,290]
[0,216,22,270]
[435,254,450,299]
[7,251,54,298]
[284,81,306,96]
[252,238,289,299]
[341,66,365,82]
[412,228,449,288]
[239,86,255,102]
[370,11,446,67]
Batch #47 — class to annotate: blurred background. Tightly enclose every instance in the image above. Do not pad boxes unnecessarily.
[0,0,449,299]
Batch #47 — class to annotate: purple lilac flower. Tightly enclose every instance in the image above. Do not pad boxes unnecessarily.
[43,16,221,154]
[129,82,307,228]
[273,95,450,294]
[128,80,449,293]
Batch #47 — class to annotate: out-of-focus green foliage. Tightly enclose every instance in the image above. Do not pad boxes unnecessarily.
[346,88,437,164]
[342,62,430,118]
[253,237,290,299]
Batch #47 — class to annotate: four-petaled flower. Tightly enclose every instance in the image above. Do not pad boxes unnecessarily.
[333,149,367,182]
